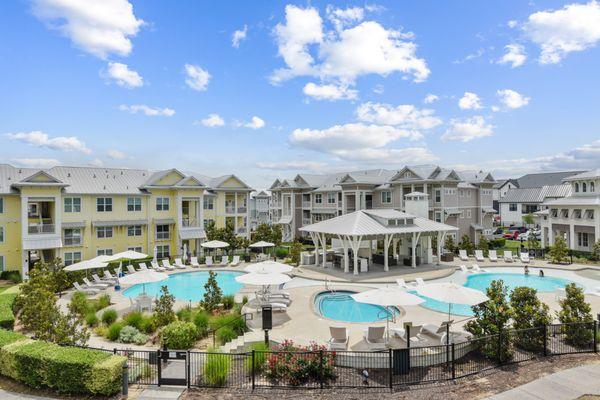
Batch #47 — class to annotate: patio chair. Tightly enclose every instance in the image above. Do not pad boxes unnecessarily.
[360,258,368,273]
[471,264,486,273]
[138,262,149,271]
[396,278,408,288]
[174,258,186,269]
[103,270,119,283]
[328,327,349,350]
[83,277,109,289]
[415,277,426,286]
[503,250,514,263]
[520,252,530,263]
[205,256,214,267]
[265,293,291,305]
[460,265,473,273]
[190,257,201,268]
[362,326,388,350]
[161,259,175,271]
[219,256,229,266]
[474,250,484,262]
[555,288,567,301]
[93,273,115,286]
[392,324,424,343]
[73,282,99,295]
[488,250,498,262]
[127,264,137,274]
[459,249,469,261]
[421,321,454,340]
[229,255,241,266]
[151,260,166,272]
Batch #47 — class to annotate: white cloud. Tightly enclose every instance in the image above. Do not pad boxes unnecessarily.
[458,92,482,110]
[496,89,530,109]
[89,158,104,167]
[256,160,328,171]
[303,82,357,100]
[497,44,527,68]
[453,48,485,64]
[373,84,384,94]
[356,102,442,132]
[423,94,439,104]
[11,158,61,168]
[184,64,211,91]
[326,5,365,31]
[244,116,265,129]
[105,62,143,88]
[5,130,91,154]
[441,116,494,142]
[232,25,248,48]
[107,149,126,159]
[32,0,143,59]
[524,1,600,64]
[118,104,175,117]
[507,20,518,28]
[199,114,225,127]
[332,147,437,163]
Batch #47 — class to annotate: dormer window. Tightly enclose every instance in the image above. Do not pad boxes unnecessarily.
[560,209,569,218]
[388,219,397,226]
[573,209,582,219]
[550,209,558,218]
[583,182,587,192]
[575,182,579,192]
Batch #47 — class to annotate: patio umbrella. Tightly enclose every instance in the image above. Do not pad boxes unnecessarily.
[63,257,109,272]
[415,282,488,322]
[235,271,291,286]
[201,240,230,257]
[119,269,168,294]
[110,250,149,261]
[249,241,275,257]
[244,260,293,274]
[352,286,424,342]
[182,243,188,263]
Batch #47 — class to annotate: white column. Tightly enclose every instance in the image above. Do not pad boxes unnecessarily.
[384,234,389,272]
[392,238,398,260]
[343,237,350,273]
[569,224,576,249]
[198,195,204,230]
[321,233,327,268]
[437,232,442,265]
[20,196,28,277]
[355,190,359,210]
[412,232,417,268]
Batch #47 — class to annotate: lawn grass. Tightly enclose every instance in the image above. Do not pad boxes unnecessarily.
[497,239,524,253]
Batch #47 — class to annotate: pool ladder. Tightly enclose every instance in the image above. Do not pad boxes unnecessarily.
[325,278,335,293]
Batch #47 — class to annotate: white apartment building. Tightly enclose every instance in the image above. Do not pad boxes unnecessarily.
[249,190,271,231]
[499,185,572,226]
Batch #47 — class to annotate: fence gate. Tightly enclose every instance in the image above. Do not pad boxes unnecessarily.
[158,350,188,386]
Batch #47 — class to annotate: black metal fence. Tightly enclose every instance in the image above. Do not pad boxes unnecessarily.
[104,321,597,391]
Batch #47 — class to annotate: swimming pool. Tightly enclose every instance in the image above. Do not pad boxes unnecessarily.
[416,272,573,316]
[315,290,399,323]
[122,270,245,301]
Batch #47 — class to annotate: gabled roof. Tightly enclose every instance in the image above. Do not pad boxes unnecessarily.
[493,179,518,189]
[458,170,495,184]
[499,184,572,203]
[269,179,281,190]
[294,174,327,188]
[143,168,187,187]
[563,169,600,181]
[253,190,270,197]
[174,175,205,188]
[517,171,583,188]
[192,174,253,191]
[12,170,67,187]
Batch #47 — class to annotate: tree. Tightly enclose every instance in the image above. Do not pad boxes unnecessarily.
[465,280,514,362]
[289,241,303,266]
[549,236,569,264]
[522,213,535,227]
[458,234,474,254]
[557,283,594,347]
[477,236,490,257]
[202,271,223,313]
[444,235,455,254]
[591,240,600,262]
[252,223,282,246]
[154,286,176,327]
[510,287,551,352]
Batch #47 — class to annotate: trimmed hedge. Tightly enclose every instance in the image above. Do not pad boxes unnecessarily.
[0,292,17,329]
[0,329,125,395]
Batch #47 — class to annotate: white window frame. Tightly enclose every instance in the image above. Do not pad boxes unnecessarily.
[64,197,81,213]
[97,248,113,256]
[315,194,322,204]
[127,197,142,212]
[127,225,142,236]
[434,211,442,223]
[578,232,589,247]
[97,197,113,212]
[0,226,4,244]
[459,189,464,197]
[327,193,336,204]
[467,190,471,197]
[203,198,214,210]
[128,246,143,253]
[466,210,472,218]
[203,219,214,228]
[64,251,82,266]
[156,224,170,240]
[434,189,441,203]
[381,191,392,204]
[97,226,113,238]
[156,197,170,211]
[459,210,464,219]
[509,203,517,212]
[63,228,82,246]
[156,245,170,259]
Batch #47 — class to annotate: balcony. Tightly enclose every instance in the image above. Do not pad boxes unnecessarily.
[237,207,247,214]
[28,223,55,235]
[225,206,236,214]
[181,218,200,227]
[302,201,311,208]
[302,218,311,225]
[63,237,82,246]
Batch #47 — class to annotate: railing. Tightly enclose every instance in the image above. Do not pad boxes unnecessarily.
[225,207,236,214]
[207,313,253,347]
[63,237,82,246]
[302,218,311,225]
[181,218,200,227]
[28,223,55,234]
[302,201,311,208]
[237,207,247,214]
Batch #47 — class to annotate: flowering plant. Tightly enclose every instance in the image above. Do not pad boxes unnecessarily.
[264,340,336,386]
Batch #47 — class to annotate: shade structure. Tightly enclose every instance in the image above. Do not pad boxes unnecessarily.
[63,258,109,272]
[416,282,488,322]
[235,271,291,286]
[249,241,275,248]
[201,240,230,249]
[244,260,293,274]
[111,250,149,260]
[119,269,168,294]
[182,243,188,262]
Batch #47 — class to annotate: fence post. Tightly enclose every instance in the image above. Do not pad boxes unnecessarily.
[543,324,548,357]
[157,350,162,387]
[122,362,129,396]
[318,350,325,389]
[186,350,191,389]
[251,350,256,391]
[113,347,117,355]
[451,343,456,381]
[496,331,502,365]
[594,321,598,353]
[388,348,393,392]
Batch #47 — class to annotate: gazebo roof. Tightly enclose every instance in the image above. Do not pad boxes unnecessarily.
[299,209,457,237]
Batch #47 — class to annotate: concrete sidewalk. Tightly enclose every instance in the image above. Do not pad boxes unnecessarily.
[488,363,600,399]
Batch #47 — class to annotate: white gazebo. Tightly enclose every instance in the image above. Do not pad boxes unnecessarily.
[299,209,457,275]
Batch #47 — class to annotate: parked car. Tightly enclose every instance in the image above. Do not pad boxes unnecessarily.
[503,231,520,240]
[492,228,504,239]
[521,229,541,241]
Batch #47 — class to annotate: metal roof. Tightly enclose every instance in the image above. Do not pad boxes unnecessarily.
[545,197,600,206]
[563,169,600,181]
[499,185,572,203]
[516,171,582,188]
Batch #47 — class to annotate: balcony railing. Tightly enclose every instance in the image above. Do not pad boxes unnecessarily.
[225,207,236,214]
[302,201,311,208]
[181,218,200,227]
[302,218,311,225]
[236,227,247,234]
[63,237,82,246]
[237,207,247,214]
[28,224,55,235]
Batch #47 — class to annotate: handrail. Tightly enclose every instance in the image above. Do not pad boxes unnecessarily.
[208,312,253,347]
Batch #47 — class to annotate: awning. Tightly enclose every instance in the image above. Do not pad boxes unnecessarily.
[482,207,497,213]
[470,223,484,231]
[277,216,292,224]
[312,208,337,214]
[179,228,207,240]
[444,208,461,215]
[23,236,62,250]
[92,220,148,227]
[62,221,86,228]
[154,218,176,225]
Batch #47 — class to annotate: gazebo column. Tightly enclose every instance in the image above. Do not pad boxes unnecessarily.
[411,232,422,268]
[310,232,319,266]
[338,235,350,274]
[436,232,442,265]
[392,238,398,260]
[320,233,327,269]
[383,234,394,272]
[350,236,362,275]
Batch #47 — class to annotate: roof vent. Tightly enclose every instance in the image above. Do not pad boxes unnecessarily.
[18,169,22,173]
[67,173,71,177]
[93,174,96,178]
[103,185,106,190]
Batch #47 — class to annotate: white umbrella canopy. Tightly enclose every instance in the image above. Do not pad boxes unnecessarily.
[201,240,230,249]
[119,269,168,294]
[182,243,188,262]
[244,260,293,274]
[235,271,291,286]
[63,258,109,272]
[111,250,149,260]
[249,241,275,248]
[416,282,488,322]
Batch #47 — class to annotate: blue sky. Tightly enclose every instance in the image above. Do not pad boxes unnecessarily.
[1,0,599,189]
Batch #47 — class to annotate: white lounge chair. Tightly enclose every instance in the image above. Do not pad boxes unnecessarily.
[265,293,291,305]
[174,258,186,269]
[151,260,166,272]
[391,324,424,343]
[138,262,149,271]
[83,277,108,289]
[93,273,115,286]
[205,256,214,267]
[219,256,229,266]
[475,250,484,262]
[471,264,486,273]
[161,259,175,271]
[73,282,99,295]
[103,270,119,283]
[460,265,472,273]
[488,250,498,262]
[190,257,201,268]
[396,278,408,288]
[415,277,426,286]
[504,250,514,263]
[555,288,567,301]
[520,252,530,263]
[459,249,469,261]
[229,255,241,266]
[127,264,137,274]
[328,327,349,350]
[422,320,454,339]
[362,326,388,350]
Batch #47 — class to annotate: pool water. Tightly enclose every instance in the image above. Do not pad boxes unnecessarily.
[122,271,245,301]
[416,272,573,317]
[315,290,399,323]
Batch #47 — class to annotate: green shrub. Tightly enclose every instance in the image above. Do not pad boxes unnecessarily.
[101,309,117,325]
[0,329,26,347]
[209,314,246,335]
[123,311,143,330]
[119,326,148,345]
[177,308,193,322]
[558,283,594,347]
[153,286,176,327]
[85,312,99,327]
[204,350,230,387]
[489,238,506,249]
[0,271,22,283]
[216,327,237,344]
[222,295,235,310]
[106,322,125,341]
[0,292,17,329]
[193,311,210,337]
[275,247,289,259]
[96,294,111,310]
[139,315,156,334]
[510,286,551,352]
[160,321,198,349]
[264,340,335,386]
[245,342,268,373]
[69,291,90,316]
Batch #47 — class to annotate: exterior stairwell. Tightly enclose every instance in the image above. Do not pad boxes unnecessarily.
[219,329,265,353]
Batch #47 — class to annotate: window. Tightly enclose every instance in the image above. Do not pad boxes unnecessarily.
[315,194,322,204]
[128,246,143,253]
[381,191,392,204]
[467,190,471,197]
[156,197,169,211]
[28,203,38,217]
[127,225,142,236]
[0,198,3,213]
[590,182,595,192]
[64,197,81,213]
[64,252,82,266]
[551,209,558,218]
[583,182,587,192]
[127,197,142,212]
[587,210,595,220]
[578,232,589,248]
[97,249,113,256]
[435,189,441,203]
[466,210,472,218]
[0,256,3,272]
[459,210,464,219]
[203,219,214,228]
[573,209,582,219]
[97,226,113,238]
[327,193,336,204]
[459,189,464,197]
[156,245,170,259]
[509,203,517,211]
[338,192,342,202]
[575,183,580,192]
[97,197,112,212]
[203,198,214,210]
[156,224,170,240]
[0,226,4,243]
[64,228,82,246]
[434,211,442,223]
